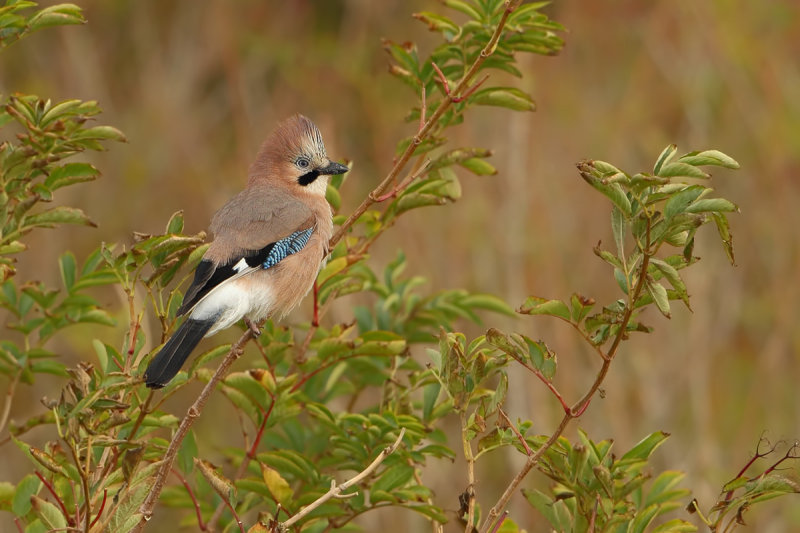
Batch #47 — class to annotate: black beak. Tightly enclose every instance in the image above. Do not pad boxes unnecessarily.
[318,160,349,176]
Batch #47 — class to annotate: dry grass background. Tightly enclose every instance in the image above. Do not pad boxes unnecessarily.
[1,0,798,531]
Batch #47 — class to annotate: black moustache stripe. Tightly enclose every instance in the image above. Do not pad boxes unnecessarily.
[298,169,320,186]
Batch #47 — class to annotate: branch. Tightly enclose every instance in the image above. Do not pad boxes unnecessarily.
[133,327,257,531]
[460,411,476,533]
[328,0,522,250]
[274,428,406,532]
[477,219,654,533]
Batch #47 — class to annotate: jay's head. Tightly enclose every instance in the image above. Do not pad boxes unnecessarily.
[249,114,348,195]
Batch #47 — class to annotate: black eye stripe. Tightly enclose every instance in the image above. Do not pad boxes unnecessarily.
[298,169,319,186]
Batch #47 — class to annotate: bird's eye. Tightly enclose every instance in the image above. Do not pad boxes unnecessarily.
[296,158,310,169]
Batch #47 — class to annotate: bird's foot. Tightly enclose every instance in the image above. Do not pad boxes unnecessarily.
[244,318,261,337]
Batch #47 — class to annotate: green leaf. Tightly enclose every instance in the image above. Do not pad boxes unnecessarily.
[678,149,739,169]
[657,162,709,179]
[24,206,96,228]
[59,252,77,291]
[469,87,536,111]
[92,339,108,374]
[569,293,595,323]
[618,431,670,466]
[522,488,572,531]
[107,483,148,533]
[29,360,68,376]
[578,163,633,216]
[646,280,670,318]
[28,4,85,30]
[44,162,99,190]
[177,430,198,475]
[653,144,677,174]
[413,11,461,41]
[645,470,689,507]
[663,185,704,221]
[326,182,341,211]
[441,0,482,20]
[165,211,184,234]
[72,124,127,142]
[459,157,498,175]
[373,463,414,493]
[422,381,440,422]
[12,474,41,516]
[649,258,689,309]
[517,296,571,321]
[711,212,735,265]
[459,293,515,316]
[684,197,738,213]
[651,519,698,533]
[0,241,27,255]
[611,205,627,259]
[30,495,67,529]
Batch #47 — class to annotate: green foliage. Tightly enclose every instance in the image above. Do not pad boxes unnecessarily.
[0,1,84,49]
[0,1,796,533]
[525,431,694,532]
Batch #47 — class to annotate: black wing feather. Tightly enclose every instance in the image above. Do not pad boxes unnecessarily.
[177,243,276,316]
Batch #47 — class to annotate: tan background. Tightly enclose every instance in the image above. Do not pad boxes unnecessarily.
[1,1,798,531]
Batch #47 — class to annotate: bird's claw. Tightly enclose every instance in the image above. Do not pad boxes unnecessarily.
[244,318,261,337]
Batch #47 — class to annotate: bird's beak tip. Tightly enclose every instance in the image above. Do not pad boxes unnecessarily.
[320,161,350,176]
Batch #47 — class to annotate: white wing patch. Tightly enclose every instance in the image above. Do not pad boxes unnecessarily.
[233,257,249,272]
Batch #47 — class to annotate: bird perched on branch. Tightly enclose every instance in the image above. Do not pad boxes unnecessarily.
[144,115,348,388]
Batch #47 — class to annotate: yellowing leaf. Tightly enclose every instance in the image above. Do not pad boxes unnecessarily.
[262,465,293,505]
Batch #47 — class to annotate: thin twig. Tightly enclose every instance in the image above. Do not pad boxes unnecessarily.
[66,439,91,533]
[275,428,406,532]
[133,328,256,531]
[0,369,21,437]
[88,490,108,529]
[460,410,476,533]
[172,469,207,531]
[35,471,73,525]
[498,408,531,456]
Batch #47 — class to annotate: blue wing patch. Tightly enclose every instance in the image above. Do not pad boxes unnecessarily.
[263,227,314,269]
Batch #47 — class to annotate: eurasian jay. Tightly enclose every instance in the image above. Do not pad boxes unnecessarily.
[144,115,348,388]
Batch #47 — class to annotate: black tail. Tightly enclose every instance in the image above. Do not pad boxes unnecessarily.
[144,318,216,388]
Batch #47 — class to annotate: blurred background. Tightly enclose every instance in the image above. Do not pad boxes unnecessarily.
[1,0,798,531]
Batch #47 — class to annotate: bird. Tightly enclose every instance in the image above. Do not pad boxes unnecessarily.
[144,114,348,388]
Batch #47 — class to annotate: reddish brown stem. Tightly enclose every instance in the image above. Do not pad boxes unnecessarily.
[312,280,320,327]
[498,408,532,456]
[432,61,489,103]
[761,441,799,476]
[290,353,394,393]
[88,490,107,529]
[723,433,779,501]
[35,471,73,526]
[507,353,571,414]
[224,498,246,533]
[489,512,508,533]
[248,399,275,460]
[127,319,141,356]
[172,468,207,531]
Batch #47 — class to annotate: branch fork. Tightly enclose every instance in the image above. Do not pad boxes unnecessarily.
[274,428,406,532]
